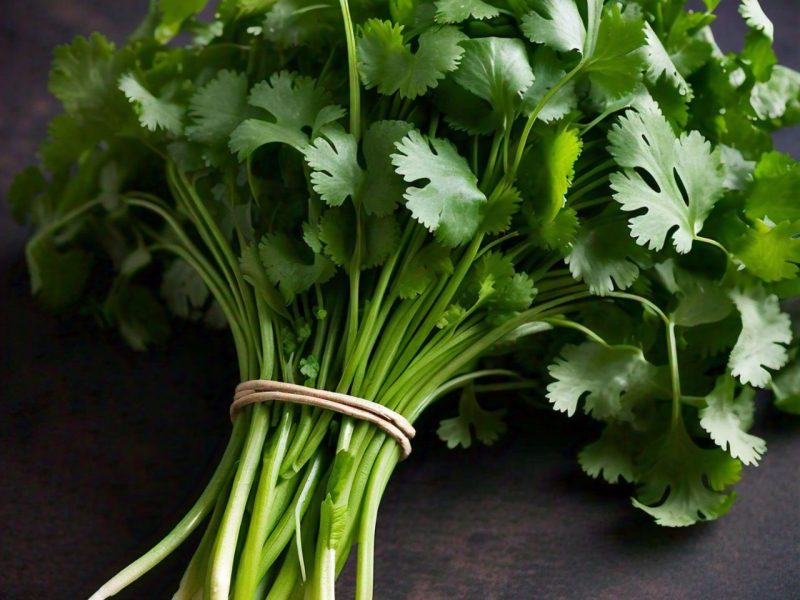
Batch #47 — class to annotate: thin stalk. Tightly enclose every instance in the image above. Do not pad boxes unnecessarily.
[31,197,103,240]
[570,195,612,212]
[235,409,294,600]
[88,419,246,600]
[481,132,503,190]
[510,64,582,177]
[390,235,484,381]
[666,321,683,425]
[355,443,400,600]
[207,407,270,600]
[172,489,228,600]
[571,159,616,189]
[339,0,361,140]
[258,454,328,579]
[566,177,609,204]
[152,242,250,378]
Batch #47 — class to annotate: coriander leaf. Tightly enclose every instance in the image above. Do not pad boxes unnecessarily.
[239,244,290,319]
[357,19,466,99]
[547,342,662,421]
[299,355,320,385]
[647,74,690,128]
[744,152,800,224]
[699,376,765,465]
[318,208,400,270]
[739,0,773,41]
[230,71,344,157]
[633,425,741,527]
[521,0,587,54]
[120,247,152,277]
[434,77,500,134]
[771,361,800,415]
[392,130,487,246]
[583,3,647,105]
[262,0,335,48]
[653,260,733,327]
[161,259,209,319]
[608,106,725,253]
[750,66,800,121]
[107,282,171,351]
[158,0,208,42]
[643,22,690,98]
[186,70,250,146]
[48,33,133,127]
[437,303,468,329]
[579,302,641,347]
[360,120,414,216]
[395,243,453,299]
[119,73,184,134]
[434,0,499,24]
[663,11,716,77]
[721,145,756,191]
[463,251,514,303]
[437,386,507,449]
[437,413,471,448]
[221,0,277,17]
[539,208,579,252]
[304,126,364,207]
[522,48,578,123]
[579,424,636,484]
[728,287,792,387]
[671,277,732,328]
[8,167,46,224]
[452,38,534,122]
[481,185,521,235]
[26,236,93,309]
[490,272,536,324]
[734,220,800,282]
[742,30,777,83]
[260,233,336,301]
[738,0,777,84]
[40,114,97,173]
[519,125,582,224]
[566,217,646,295]
[463,252,536,323]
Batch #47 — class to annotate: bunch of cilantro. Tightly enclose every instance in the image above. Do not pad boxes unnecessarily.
[8,0,800,597]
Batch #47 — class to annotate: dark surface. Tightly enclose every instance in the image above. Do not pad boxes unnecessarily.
[2,2,799,599]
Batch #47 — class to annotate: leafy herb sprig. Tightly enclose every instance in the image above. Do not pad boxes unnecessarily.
[8,0,800,598]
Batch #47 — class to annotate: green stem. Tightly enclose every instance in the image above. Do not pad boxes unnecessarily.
[510,64,582,177]
[339,0,361,140]
[567,177,609,204]
[355,443,400,600]
[695,235,732,259]
[666,321,683,426]
[481,132,503,190]
[570,195,612,212]
[173,489,228,600]
[571,159,616,189]
[33,197,103,239]
[207,407,270,600]
[542,317,612,348]
[88,419,246,600]
[258,452,328,578]
[235,409,294,600]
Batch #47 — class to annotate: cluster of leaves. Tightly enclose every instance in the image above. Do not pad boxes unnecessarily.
[9,0,800,556]
[506,0,800,527]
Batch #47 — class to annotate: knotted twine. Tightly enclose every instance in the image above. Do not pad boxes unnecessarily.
[231,380,415,459]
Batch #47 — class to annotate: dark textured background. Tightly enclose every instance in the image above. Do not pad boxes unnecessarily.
[1,2,799,599]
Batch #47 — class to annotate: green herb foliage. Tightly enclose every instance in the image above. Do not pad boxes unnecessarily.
[8,0,799,598]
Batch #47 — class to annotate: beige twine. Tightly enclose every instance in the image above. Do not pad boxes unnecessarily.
[231,380,416,459]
